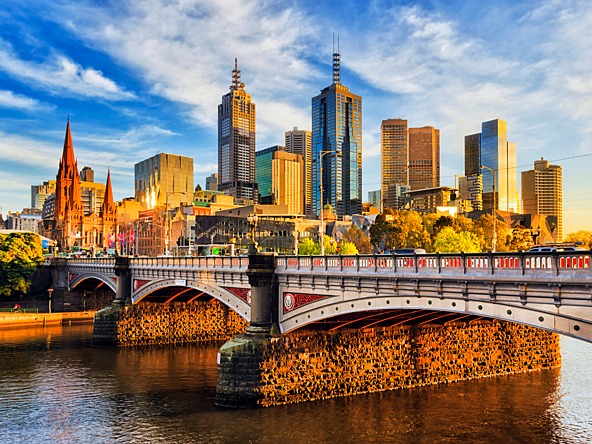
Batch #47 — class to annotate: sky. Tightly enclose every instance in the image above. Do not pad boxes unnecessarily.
[1,0,592,235]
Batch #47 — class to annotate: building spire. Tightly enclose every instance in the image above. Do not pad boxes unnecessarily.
[61,118,75,169]
[333,33,341,85]
[102,169,116,217]
[231,57,243,91]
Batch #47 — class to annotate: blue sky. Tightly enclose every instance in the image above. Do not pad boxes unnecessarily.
[1,0,591,234]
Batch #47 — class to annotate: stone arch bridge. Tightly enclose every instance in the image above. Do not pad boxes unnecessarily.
[60,250,592,343]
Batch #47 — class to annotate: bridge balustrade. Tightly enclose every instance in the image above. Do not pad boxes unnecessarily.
[277,251,592,277]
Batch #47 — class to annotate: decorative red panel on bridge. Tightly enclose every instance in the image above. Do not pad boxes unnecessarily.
[283,292,329,314]
[69,273,78,282]
[133,279,150,291]
[225,287,251,305]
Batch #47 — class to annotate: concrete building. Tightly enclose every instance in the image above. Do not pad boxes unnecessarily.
[312,46,362,219]
[409,126,440,190]
[522,158,563,241]
[285,127,312,217]
[381,118,408,209]
[218,58,257,204]
[134,153,194,209]
[205,173,218,191]
[31,180,56,210]
[407,186,457,214]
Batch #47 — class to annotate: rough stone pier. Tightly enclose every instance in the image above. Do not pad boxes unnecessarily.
[215,320,560,408]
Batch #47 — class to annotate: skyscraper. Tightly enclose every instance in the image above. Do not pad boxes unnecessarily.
[285,127,312,217]
[409,126,440,190]
[312,44,362,219]
[464,118,518,213]
[522,158,563,241]
[218,58,257,204]
[381,118,408,209]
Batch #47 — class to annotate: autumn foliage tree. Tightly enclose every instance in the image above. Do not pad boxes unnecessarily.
[341,224,372,254]
[0,232,45,296]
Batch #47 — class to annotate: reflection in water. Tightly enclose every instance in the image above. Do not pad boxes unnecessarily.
[0,324,590,443]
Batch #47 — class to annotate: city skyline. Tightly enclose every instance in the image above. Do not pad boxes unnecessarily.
[1,1,591,234]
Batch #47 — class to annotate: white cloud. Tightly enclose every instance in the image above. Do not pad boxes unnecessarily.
[0,90,48,111]
[0,40,134,100]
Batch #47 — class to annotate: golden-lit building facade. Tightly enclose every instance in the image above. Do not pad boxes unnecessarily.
[381,118,408,210]
[134,153,194,209]
[285,127,312,217]
[522,158,563,241]
[409,126,440,190]
[218,58,257,203]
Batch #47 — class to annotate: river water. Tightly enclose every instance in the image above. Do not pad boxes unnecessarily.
[0,324,590,444]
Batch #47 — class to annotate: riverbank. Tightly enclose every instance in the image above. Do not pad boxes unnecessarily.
[0,311,95,328]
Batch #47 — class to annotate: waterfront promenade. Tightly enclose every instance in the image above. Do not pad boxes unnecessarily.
[0,311,95,328]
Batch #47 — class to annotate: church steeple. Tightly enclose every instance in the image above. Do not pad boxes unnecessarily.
[101,169,116,219]
[55,119,82,220]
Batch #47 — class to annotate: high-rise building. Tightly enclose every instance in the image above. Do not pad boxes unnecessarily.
[381,118,408,209]
[285,127,312,217]
[522,158,563,241]
[409,126,440,190]
[464,118,518,213]
[134,153,194,209]
[312,45,362,219]
[205,173,218,191]
[31,180,56,210]
[218,58,257,204]
[256,146,304,214]
[368,190,381,208]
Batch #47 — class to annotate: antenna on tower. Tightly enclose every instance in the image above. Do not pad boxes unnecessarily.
[231,57,242,91]
[332,33,341,85]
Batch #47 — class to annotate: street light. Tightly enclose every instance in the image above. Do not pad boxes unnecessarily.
[164,191,187,256]
[480,165,497,252]
[247,212,259,253]
[318,150,332,256]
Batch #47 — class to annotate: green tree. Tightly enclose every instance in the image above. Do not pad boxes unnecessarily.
[0,232,45,296]
[339,241,358,255]
[298,238,320,255]
[565,231,592,249]
[323,235,338,254]
[433,227,481,253]
[341,224,372,254]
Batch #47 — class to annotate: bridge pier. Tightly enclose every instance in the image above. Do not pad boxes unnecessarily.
[216,252,278,407]
[92,257,132,345]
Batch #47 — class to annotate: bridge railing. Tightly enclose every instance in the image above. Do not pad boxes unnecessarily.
[130,256,249,270]
[277,251,591,276]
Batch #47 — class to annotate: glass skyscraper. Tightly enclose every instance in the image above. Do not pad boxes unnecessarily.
[464,118,518,213]
[311,47,362,219]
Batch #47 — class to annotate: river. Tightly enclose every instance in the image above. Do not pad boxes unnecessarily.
[0,324,590,443]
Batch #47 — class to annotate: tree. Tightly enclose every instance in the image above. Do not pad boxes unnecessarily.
[341,224,372,254]
[298,238,320,255]
[565,231,592,249]
[323,235,338,254]
[506,226,534,252]
[433,227,481,253]
[0,232,45,296]
[339,241,358,255]
[369,210,430,251]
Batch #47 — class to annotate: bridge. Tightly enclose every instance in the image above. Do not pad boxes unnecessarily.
[61,250,592,343]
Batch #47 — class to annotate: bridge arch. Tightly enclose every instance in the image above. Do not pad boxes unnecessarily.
[132,279,250,321]
[279,292,592,344]
[70,272,116,293]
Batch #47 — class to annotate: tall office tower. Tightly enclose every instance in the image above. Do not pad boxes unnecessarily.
[409,126,440,190]
[256,146,285,202]
[205,173,218,191]
[368,190,381,209]
[285,127,312,217]
[464,118,518,213]
[381,118,408,209]
[312,44,362,219]
[134,153,194,209]
[218,58,258,204]
[522,158,563,241]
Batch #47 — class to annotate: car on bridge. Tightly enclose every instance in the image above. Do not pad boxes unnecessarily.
[383,248,427,255]
[528,246,586,253]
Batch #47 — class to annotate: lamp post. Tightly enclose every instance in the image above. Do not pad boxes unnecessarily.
[480,165,497,252]
[247,212,259,253]
[164,191,187,256]
[318,150,332,256]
